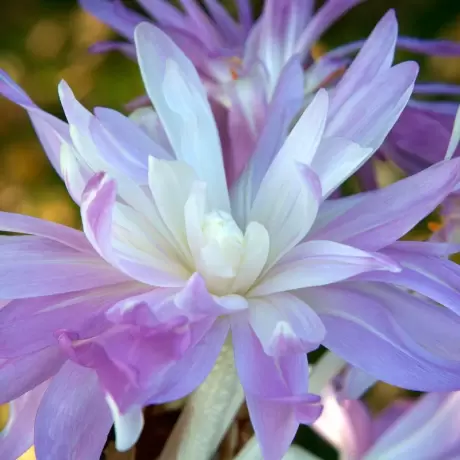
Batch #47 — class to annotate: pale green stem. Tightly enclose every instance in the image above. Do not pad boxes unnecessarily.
[158,341,244,460]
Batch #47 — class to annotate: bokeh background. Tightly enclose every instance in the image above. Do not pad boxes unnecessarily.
[1,0,460,459]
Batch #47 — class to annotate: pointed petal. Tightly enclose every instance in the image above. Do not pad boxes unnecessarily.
[0,212,92,253]
[79,0,145,38]
[295,0,366,57]
[231,314,321,460]
[358,242,460,316]
[135,23,230,211]
[231,57,304,225]
[328,10,398,114]
[35,362,113,460]
[248,294,325,355]
[81,172,116,262]
[369,392,460,458]
[252,240,399,296]
[312,159,460,251]
[0,382,48,460]
[327,62,418,151]
[250,162,322,269]
[0,70,68,175]
[304,282,460,391]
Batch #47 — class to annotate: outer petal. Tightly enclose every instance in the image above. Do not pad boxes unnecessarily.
[134,23,230,211]
[247,294,325,355]
[311,159,460,251]
[0,382,47,460]
[0,236,127,298]
[0,348,64,404]
[252,240,400,296]
[34,362,113,460]
[303,282,460,391]
[326,62,418,151]
[0,70,68,175]
[295,0,366,58]
[231,314,321,460]
[0,212,92,253]
[357,242,460,316]
[368,392,460,459]
[79,0,145,38]
[0,282,145,358]
[328,10,397,114]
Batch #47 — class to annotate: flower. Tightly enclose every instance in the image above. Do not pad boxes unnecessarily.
[2,16,460,460]
[314,384,460,459]
[81,0,460,187]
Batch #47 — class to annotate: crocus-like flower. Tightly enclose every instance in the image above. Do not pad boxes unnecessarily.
[81,0,460,186]
[314,385,460,459]
[3,17,460,460]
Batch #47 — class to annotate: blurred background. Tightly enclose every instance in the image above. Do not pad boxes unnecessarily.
[1,0,460,459]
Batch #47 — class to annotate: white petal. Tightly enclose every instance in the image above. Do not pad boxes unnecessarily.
[231,222,270,294]
[106,395,144,452]
[148,157,197,265]
[135,23,230,211]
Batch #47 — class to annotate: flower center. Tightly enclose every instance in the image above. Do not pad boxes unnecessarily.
[201,211,244,279]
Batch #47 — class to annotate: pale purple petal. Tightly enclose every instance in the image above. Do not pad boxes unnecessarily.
[0,382,48,460]
[0,70,69,174]
[371,399,412,442]
[231,314,321,460]
[89,41,136,59]
[357,242,460,315]
[134,23,230,211]
[257,0,313,90]
[326,62,418,150]
[328,10,397,114]
[94,106,173,164]
[0,211,93,253]
[339,366,377,400]
[35,362,113,460]
[0,282,145,358]
[295,0,367,59]
[311,159,460,251]
[203,0,242,46]
[79,0,145,38]
[248,294,325,355]
[252,240,400,296]
[230,56,304,222]
[369,392,460,458]
[0,348,64,403]
[304,283,460,391]
[0,236,127,298]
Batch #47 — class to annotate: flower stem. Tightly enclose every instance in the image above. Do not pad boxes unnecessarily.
[158,341,244,460]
